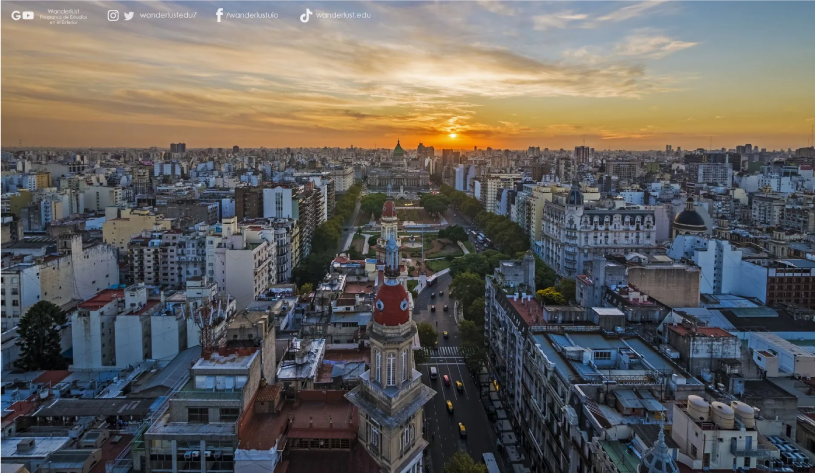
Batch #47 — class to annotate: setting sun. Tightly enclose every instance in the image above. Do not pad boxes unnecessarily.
[449,133,457,138]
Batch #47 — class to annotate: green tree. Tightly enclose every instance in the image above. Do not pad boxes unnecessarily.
[15,301,68,371]
[450,271,485,312]
[536,287,566,305]
[367,234,378,247]
[458,319,487,374]
[416,322,438,347]
[348,246,364,260]
[443,451,488,473]
[556,278,577,303]
[300,283,314,294]
[361,193,388,219]
[467,297,486,323]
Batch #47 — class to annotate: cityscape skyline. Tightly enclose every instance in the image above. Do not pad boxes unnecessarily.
[2,1,814,150]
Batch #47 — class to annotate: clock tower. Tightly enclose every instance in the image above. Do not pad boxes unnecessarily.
[346,233,436,473]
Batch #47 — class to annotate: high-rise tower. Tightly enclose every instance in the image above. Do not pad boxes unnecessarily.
[346,233,436,473]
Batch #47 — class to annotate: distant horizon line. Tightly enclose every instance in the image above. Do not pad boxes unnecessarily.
[3,144,811,152]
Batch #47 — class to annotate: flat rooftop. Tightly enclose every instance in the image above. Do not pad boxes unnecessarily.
[192,349,258,371]
[239,390,358,451]
[1,437,72,458]
[668,325,734,338]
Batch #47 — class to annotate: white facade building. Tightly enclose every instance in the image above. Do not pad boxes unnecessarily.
[536,182,659,277]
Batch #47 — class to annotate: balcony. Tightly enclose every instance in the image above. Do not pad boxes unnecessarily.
[730,443,773,458]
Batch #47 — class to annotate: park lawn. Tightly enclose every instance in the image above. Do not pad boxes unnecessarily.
[407,280,418,292]
[351,234,366,253]
[426,259,451,272]
[463,241,475,253]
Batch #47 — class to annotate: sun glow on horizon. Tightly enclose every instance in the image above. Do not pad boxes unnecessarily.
[449,133,457,138]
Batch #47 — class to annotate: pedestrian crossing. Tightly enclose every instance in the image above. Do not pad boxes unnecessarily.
[420,346,475,358]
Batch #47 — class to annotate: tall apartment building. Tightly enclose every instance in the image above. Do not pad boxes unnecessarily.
[143,344,272,473]
[128,230,207,287]
[102,208,173,251]
[481,173,521,214]
[83,186,123,211]
[607,161,641,184]
[574,146,591,164]
[752,193,785,226]
[206,218,275,310]
[329,165,356,193]
[235,186,264,222]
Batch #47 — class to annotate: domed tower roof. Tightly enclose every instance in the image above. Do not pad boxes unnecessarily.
[638,425,679,473]
[674,197,706,228]
[566,179,584,206]
[374,233,409,326]
[393,140,405,158]
[382,201,396,218]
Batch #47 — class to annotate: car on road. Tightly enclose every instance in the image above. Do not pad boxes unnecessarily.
[431,292,435,298]
[458,423,467,438]
[443,304,448,312]
[439,290,444,296]
[431,305,436,312]
[443,331,448,339]
[430,367,438,380]
[443,375,450,386]
[446,401,454,414]
[456,381,463,392]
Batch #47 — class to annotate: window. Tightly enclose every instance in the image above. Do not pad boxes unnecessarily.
[402,350,408,382]
[593,350,611,361]
[375,350,381,383]
[369,420,381,451]
[188,407,209,423]
[220,408,240,422]
[387,353,396,386]
[691,445,697,458]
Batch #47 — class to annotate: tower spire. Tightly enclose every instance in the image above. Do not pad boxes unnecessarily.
[385,232,399,278]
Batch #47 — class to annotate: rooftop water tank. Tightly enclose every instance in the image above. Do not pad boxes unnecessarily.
[731,401,756,428]
[687,395,710,422]
[711,401,735,429]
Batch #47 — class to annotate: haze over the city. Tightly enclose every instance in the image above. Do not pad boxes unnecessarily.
[2,1,814,150]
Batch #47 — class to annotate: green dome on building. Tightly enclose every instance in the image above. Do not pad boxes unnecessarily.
[393,140,405,158]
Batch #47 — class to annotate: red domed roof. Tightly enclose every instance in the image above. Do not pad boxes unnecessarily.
[382,201,396,218]
[373,281,410,326]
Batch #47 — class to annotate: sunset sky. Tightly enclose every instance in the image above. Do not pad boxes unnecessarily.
[2,1,814,150]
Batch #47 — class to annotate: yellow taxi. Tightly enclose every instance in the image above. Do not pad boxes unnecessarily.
[455,380,463,392]
[458,422,467,438]
[446,400,453,414]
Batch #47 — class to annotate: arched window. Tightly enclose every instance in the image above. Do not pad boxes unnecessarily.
[374,350,381,383]
[402,350,408,382]
[387,353,396,386]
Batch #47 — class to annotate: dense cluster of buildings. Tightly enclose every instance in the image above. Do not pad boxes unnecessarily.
[5,142,815,473]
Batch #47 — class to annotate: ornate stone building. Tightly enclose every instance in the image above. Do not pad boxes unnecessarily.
[376,201,402,261]
[345,234,435,473]
[536,180,660,277]
[367,141,430,189]
[671,197,708,238]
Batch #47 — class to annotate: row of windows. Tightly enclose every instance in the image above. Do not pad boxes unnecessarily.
[373,349,410,386]
[187,407,240,424]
